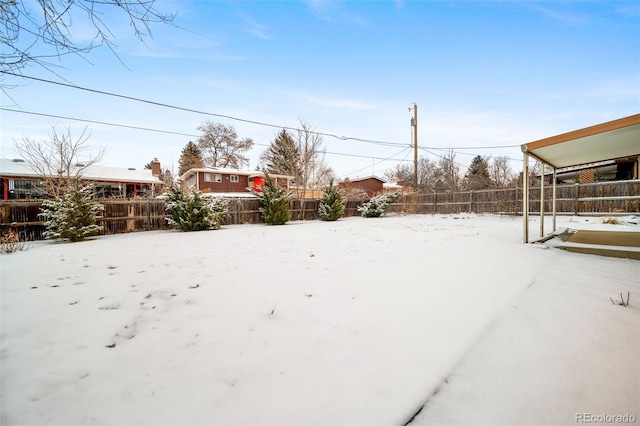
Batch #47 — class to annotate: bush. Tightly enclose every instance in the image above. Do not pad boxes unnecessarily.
[318,180,345,221]
[253,175,292,225]
[164,185,228,231]
[39,181,104,242]
[0,229,28,254]
[358,192,401,218]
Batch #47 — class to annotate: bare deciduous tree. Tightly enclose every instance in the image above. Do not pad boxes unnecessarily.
[197,121,254,170]
[1,0,174,74]
[385,157,439,192]
[436,148,461,191]
[295,119,325,200]
[489,156,515,188]
[312,164,337,189]
[13,124,106,198]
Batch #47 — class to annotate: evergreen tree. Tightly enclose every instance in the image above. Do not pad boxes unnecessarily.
[464,155,492,190]
[358,192,400,218]
[164,185,228,231]
[178,141,204,176]
[39,181,104,242]
[318,180,345,221]
[252,175,292,225]
[260,129,302,178]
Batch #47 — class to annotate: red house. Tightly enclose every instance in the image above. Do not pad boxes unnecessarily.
[339,176,386,197]
[179,168,292,196]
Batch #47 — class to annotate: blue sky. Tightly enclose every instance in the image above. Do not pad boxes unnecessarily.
[1,0,638,179]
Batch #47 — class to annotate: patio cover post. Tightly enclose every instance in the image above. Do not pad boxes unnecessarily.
[520,114,640,243]
[552,168,557,232]
[540,164,544,238]
[522,151,529,243]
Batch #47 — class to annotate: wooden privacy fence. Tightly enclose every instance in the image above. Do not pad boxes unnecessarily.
[387,180,640,215]
[0,198,364,241]
[391,180,640,215]
[1,180,638,241]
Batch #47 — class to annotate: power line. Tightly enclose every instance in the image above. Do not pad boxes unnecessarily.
[2,72,525,153]
[0,107,412,164]
[1,71,410,149]
[343,147,413,178]
[419,146,469,169]
[424,144,520,150]
[0,107,199,138]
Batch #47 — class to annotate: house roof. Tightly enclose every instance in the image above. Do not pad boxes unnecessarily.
[0,158,162,184]
[179,167,293,181]
[383,182,403,189]
[341,175,387,184]
[521,114,640,169]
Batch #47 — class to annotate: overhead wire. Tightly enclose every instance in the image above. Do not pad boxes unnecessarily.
[1,72,525,169]
[1,71,410,148]
[343,147,413,178]
[0,107,412,164]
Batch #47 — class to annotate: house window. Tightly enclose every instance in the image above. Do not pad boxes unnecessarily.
[8,179,47,199]
[204,173,222,183]
[230,175,239,183]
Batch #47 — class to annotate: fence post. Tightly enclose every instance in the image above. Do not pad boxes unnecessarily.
[147,200,151,231]
[433,191,437,214]
[574,183,579,215]
[469,190,473,213]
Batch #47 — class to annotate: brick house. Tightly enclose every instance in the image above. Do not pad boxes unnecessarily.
[0,158,164,200]
[179,168,293,196]
[339,176,386,197]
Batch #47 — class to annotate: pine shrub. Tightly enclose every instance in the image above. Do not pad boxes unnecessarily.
[318,180,345,221]
[358,192,401,218]
[39,181,104,242]
[253,175,292,225]
[164,185,228,231]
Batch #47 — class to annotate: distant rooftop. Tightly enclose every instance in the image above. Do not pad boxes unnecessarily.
[0,158,162,184]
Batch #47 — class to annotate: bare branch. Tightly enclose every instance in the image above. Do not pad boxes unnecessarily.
[1,0,174,75]
[13,124,106,198]
[196,121,253,170]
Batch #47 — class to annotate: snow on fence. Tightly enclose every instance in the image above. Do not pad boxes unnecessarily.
[1,181,638,241]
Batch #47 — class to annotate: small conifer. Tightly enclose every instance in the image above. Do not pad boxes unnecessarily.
[318,180,345,221]
[358,192,401,218]
[164,185,228,231]
[253,175,292,225]
[39,181,104,242]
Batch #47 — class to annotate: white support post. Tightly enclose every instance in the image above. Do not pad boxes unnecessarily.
[523,152,529,243]
[540,165,544,238]
[552,169,557,232]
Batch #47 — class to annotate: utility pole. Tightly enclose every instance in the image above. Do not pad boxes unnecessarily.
[411,103,418,189]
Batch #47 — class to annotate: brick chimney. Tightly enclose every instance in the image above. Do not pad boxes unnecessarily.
[151,158,161,177]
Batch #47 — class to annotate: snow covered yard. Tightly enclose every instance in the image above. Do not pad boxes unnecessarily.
[1,214,638,426]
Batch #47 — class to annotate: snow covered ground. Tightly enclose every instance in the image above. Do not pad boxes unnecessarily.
[1,214,638,425]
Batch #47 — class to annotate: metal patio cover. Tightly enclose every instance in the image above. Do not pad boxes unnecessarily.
[521,114,640,169]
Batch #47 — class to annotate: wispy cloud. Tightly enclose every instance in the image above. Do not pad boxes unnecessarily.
[240,15,270,40]
[615,4,640,18]
[293,91,380,110]
[303,0,370,27]
[525,3,591,26]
